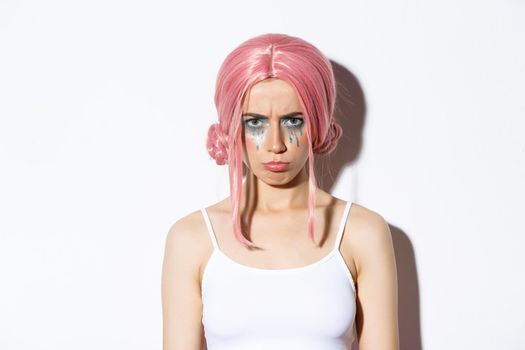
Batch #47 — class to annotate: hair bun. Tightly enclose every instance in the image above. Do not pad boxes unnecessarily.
[314,120,343,155]
[206,123,229,165]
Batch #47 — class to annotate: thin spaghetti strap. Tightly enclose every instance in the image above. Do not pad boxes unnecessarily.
[333,201,353,252]
[201,207,219,251]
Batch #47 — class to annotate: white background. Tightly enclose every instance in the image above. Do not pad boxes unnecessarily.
[1,0,524,349]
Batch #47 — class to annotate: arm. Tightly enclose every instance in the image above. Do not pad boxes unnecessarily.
[161,218,205,350]
[354,212,399,350]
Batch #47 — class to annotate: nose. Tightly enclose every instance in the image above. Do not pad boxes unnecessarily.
[267,120,287,154]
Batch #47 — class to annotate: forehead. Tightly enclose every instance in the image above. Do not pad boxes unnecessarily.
[242,78,302,113]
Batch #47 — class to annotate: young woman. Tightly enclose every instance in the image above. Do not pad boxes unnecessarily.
[162,33,399,350]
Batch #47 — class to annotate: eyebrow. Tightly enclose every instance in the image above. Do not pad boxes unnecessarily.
[241,111,303,119]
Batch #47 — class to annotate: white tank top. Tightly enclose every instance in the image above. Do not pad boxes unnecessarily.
[200,200,357,350]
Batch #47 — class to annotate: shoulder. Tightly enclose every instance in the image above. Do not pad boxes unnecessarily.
[166,209,207,244]
[163,209,212,276]
[345,202,394,274]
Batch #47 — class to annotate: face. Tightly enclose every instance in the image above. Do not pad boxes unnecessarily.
[241,78,309,186]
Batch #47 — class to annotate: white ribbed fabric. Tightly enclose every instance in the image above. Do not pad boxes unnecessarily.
[200,201,356,350]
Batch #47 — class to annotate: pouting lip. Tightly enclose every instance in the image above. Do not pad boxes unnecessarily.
[263,161,290,165]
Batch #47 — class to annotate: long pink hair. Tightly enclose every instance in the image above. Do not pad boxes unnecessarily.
[206,33,342,249]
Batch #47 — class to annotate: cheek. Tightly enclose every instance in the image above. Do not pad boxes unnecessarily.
[293,127,310,163]
[285,125,307,150]
[244,127,269,151]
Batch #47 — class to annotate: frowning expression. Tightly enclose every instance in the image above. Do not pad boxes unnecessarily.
[241,78,309,185]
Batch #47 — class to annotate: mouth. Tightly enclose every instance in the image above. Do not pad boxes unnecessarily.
[263,161,290,172]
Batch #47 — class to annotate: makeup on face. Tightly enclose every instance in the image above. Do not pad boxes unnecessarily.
[242,112,305,150]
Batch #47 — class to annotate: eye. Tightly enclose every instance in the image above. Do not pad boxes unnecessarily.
[244,118,265,129]
[283,117,304,128]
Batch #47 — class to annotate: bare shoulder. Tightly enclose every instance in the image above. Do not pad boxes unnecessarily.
[163,209,212,278]
[162,209,212,348]
[344,202,399,347]
[166,209,208,248]
[346,202,394,275]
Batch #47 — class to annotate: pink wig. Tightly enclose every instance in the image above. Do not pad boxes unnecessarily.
[206,33,342,249]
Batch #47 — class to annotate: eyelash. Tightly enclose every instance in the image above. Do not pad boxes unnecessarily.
[244,117,304,129]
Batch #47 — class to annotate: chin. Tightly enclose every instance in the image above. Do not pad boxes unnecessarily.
[256,168,300,185]
[263,176,291,186]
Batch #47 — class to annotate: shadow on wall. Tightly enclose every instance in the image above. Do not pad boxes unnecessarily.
[314,60,365,191]
[317,60,422,350]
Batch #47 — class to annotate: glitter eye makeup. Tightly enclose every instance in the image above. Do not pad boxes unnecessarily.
[243,117,304,130]
[244,119,269,150]
[243,116,305,149]
[244,118,269,130]
[282,117,304,129]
